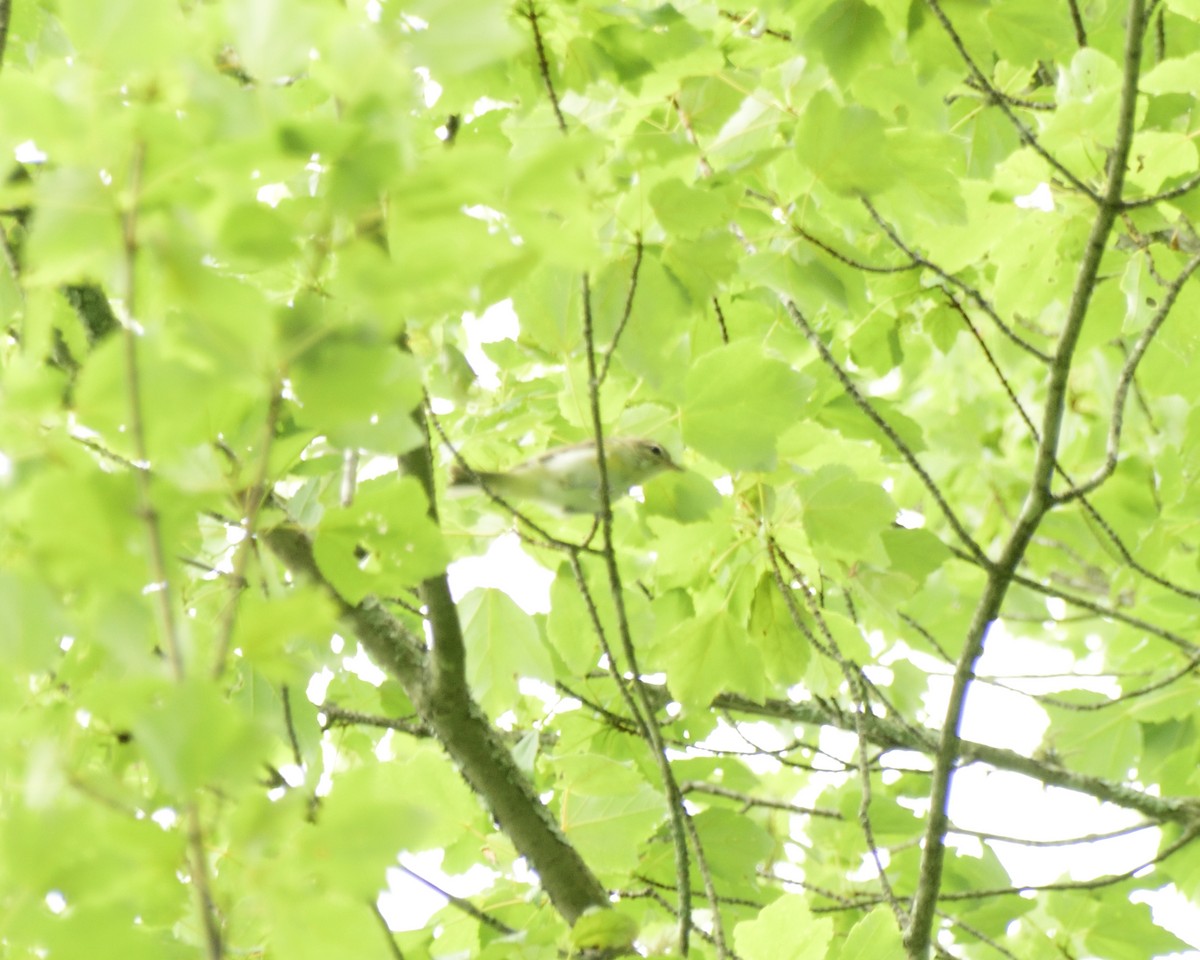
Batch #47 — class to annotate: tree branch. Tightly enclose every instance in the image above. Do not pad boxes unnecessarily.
[1056,251,1200,501]
[905,6,1147,953]
[713,693,1200,828]
[783,300,990,568]
[580,274,706,957]
[923,0,1101,203]
[262,526,609,923]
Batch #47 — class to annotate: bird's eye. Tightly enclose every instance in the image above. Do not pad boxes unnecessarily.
[648,443,665,457]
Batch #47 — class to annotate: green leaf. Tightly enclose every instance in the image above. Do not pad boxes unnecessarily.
[56,0,187,71]
[556,755,667,875]
[800,465,895,564]
[313,476,449,602]
[805,0,889,85]
[1142,51,1200,93]
[460,588,555,715]
[570,908,639,952]
[748,572,811,685]
[984,0,1075,66]
[649,178,740,238]
[664,609,766,709]
[0,573,70,672]
[683,341,810,471]
[290,340,424,454]
[128,679,272,794]
[796,92,897,195]
[231,590,340,684]
[834,906,905,960]
[734,894,833,960]
[24,169,124,285]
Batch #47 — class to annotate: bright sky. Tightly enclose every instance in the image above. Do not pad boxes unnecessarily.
[370,284,1200,954]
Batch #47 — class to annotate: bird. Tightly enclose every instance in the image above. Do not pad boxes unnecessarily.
[448,437,681,514]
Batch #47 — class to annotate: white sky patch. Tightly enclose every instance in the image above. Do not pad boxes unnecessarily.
[14,140,47,163]
[414,66,442,108]
[151,808,177,829]
[306,666,334,705]
[343,642,388,686]
[257,183,291,207]
[1133,887,1200,955]
[460,299,519,389]
[448,533,552,614]
[1015,181,1055,211]
[949,767,1154,880]
[867,367,903,397]
[379,852,498,931]
[518,677,562,707]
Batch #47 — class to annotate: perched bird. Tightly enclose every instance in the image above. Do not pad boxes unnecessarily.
[448,437,681,514]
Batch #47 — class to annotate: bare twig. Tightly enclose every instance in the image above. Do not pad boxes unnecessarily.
[580,274,709,957]
[905,7,1149,953]
[212,384,282,679]
[783,300,990,567]
[682,781,843,819]
[1066,0,1088,47]
[766,542,906,925]
[711,296,730,343]
[924,0,1102,203]
[948,820,1154,848]
[522,1,566,134]
[119,142,185,680]
[1120,170,1200,209]
[185,803,224,960]
[1056,252,1200,501]
[0,0,11,73]
[598,234,644,385]
[718,8,792,41]
[863,199,1052,361]
[397,865,518,936]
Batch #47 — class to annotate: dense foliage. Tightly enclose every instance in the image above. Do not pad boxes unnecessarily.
[2,1,1200,958]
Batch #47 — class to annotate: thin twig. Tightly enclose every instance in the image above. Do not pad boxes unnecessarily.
[0,0,11,73]
[371,900,407,960]
[1056,252,1200,501]
[522,1,566,134]
[1066,0,1088,47]
[711,296,730,343]
[212,384,282,679]
[783,300,990,567]
[598,234,644,385]
[119,142,185,680]
[718,8,792,41]
[939,822,1200,899]
[948,820,1154,848]
[863,199,1052,361]
[281,685,305,768]
[321,703,431,737]
[905,5,1148,954]
[792,222,920,274]
[936,908,1021,960]
[397,865,518,936]
[924,0,1101,203]
[580,274,708,957]
[185,803,224,960]
[767,541,906,925]
[682,781,843,819]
